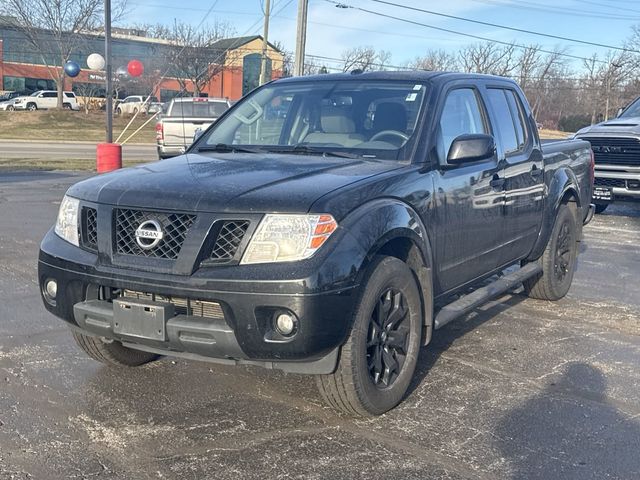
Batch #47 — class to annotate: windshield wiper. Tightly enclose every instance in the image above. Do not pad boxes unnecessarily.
[197,143,264,154]
[268,144,364,159]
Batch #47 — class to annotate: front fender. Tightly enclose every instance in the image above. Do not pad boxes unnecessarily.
[528,166,581,261]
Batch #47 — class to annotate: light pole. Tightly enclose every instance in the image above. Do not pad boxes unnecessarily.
[104,0,113,143]
[259,0,271,85]
[294,0,308,76]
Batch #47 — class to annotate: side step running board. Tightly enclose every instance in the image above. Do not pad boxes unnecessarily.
[434,263,542,330]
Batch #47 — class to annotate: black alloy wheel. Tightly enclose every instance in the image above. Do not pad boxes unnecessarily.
[367,288,410,388]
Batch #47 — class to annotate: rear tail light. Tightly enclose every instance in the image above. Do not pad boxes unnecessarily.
[155,122,163,141]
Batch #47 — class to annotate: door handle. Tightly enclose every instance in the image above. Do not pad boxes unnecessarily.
[530,165,543,177]
[490,175,505,189]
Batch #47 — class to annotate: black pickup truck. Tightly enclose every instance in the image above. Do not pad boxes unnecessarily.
[39,72,594,416]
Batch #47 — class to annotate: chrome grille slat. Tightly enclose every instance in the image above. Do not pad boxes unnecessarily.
[594,177,626,188]
[122,290,224,320]
[115,209,195,259]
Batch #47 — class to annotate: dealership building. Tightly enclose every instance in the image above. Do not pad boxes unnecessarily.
[0,19,284,101]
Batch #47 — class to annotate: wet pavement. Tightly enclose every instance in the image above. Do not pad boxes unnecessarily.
[1,170,639,480]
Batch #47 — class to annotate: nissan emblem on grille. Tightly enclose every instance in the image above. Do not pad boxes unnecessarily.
[135,219,164,249]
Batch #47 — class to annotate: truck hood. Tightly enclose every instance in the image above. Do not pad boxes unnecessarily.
[67,152,403,213]
[575,116,640,136]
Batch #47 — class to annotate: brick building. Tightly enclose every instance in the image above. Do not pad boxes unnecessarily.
[0,20,284,101]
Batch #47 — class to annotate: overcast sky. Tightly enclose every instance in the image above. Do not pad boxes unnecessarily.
[125,0,640,70]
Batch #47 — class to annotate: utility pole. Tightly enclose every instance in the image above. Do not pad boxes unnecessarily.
[104,0,113,143]
[259,0,271,85]
[294,0,308,76]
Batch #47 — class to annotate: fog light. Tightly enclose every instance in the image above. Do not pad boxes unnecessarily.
[274,312,297,336]
[43,278,58,305]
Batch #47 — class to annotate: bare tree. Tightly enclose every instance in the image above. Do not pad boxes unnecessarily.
[142,20,236,96]
[0,0,125,108]
[410,49,458,71]
[459,42,517,76]
[341,46,391,72]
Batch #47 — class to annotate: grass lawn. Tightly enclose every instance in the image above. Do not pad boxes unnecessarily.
[0,158,149,171]
[0,110,156,144]
[539,129,571,140]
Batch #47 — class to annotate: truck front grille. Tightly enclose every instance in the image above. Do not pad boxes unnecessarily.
[210,220,250,262]
[594,177,626,188]
[115,208,195,259]
[122,290,224,319]
[585,137,640,166]
[81,207,98,251]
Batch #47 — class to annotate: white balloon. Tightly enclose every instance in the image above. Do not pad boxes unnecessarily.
[87,53,105,71]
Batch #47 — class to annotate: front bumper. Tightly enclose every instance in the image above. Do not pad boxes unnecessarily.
[594,168,640,202]
[39,228,364,374]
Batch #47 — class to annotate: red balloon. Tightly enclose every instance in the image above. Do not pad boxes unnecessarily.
[127,60,144,77]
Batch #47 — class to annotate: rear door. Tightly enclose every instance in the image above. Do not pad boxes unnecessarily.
[485,87,544,264]
[432,86,505,293]
[41,91,57,109]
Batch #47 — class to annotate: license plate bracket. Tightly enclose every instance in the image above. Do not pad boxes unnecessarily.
[593,186,613,202]
[113,298,173,341]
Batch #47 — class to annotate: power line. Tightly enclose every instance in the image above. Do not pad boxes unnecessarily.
[471,0,639,20]
[325,0,612,64]
[365,0,639,54]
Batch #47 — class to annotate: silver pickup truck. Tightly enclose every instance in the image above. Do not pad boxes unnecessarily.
[574,98,640,213]
[156,97,232,159]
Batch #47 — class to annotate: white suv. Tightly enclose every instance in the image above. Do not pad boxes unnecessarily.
[13,91,79,111]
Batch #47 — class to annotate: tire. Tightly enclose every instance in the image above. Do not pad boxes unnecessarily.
[63,103,71,110]
[316,256,423,417]
[72,331,159,367]
[26,103,37,111]
[7,105,14,111]
[595,203,608,214]
[116,107,122,115]
[523,204,579,301]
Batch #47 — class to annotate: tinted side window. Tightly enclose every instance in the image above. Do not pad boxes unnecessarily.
[43,92,57,98]
[487,89,519,154]
[505,90,527,149]
[438,88,487,161]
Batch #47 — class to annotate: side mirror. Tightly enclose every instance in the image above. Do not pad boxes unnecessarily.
[616,107,624,118]
[447,134,496,165]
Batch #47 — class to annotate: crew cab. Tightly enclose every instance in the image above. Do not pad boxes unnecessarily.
[156,97,232,158]
[39,72,594,416]
[12,90,79,110]
[574,97,640,213]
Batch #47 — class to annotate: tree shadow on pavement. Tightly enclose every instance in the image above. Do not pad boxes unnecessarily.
[493,362,640,479]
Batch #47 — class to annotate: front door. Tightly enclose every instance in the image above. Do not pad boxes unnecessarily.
[432,87,505,293]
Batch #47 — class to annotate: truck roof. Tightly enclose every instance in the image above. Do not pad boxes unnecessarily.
[275,70,518,86]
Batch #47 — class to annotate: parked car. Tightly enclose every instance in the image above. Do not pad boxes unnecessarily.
[574,97,640,213]
[12,90,79,111]
[0,91,29,111]
[156,97,231,158]
[38,71,594,417]
[115,95,159,115]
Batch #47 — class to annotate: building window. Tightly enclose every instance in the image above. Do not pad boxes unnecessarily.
[2,76,56,93]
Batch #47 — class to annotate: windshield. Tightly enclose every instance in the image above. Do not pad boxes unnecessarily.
[619,97,640,118]
[197,80,429,161]
[170,101,229,118]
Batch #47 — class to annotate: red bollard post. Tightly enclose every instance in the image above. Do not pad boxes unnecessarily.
[96,143,122,173]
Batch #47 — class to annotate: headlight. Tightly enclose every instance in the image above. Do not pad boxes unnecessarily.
[54,195,80,246]
[241,214,338,264]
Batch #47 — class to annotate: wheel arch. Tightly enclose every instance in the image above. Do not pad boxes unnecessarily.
[339,198,434,345]
[527,166,582,261]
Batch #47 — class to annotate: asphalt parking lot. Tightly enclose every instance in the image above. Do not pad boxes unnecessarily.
[1,170,639,480]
